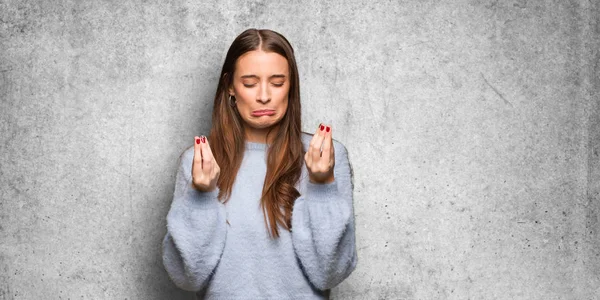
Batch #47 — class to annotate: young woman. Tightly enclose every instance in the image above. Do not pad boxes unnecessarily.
[162,28,357,299]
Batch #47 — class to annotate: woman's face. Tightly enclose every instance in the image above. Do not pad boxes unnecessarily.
[228,50,290,141]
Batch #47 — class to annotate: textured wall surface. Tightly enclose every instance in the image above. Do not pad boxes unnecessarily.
[1,0,598,299]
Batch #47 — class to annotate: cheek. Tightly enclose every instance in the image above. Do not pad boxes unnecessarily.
[277,88,290,103]
[235,92,253,106]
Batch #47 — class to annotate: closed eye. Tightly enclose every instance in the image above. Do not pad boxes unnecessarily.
[243,83,284,87]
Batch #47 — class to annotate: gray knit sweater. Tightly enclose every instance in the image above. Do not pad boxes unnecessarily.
[162,132,358,299]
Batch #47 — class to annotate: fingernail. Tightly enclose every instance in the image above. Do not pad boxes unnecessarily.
[196,137,200,144]
[326,126,331,132]
[320,124,325,131]
[202,136,206,143]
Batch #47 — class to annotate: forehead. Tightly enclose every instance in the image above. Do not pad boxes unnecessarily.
[235,50,289,77]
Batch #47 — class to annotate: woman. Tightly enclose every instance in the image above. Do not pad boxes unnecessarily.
[162,28,357,299]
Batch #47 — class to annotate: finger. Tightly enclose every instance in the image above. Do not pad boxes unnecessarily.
[202,135,216,163]
[194,136,203,167]
[321,124,333,163]
[304,150,313,174]
[191,136,204,187]
[306,124,321,166]
[200,135,213,173]
[310,123,326,160]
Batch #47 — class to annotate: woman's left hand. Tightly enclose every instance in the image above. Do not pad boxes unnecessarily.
[305,123,335,184]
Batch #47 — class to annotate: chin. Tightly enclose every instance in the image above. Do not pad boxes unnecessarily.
[250,117,283,129]
[255,121,277,129]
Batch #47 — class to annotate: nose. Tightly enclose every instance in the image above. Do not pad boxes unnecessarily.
[256,82,270,104]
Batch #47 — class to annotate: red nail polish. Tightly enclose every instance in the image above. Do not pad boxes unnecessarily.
[202,136,206,143]
[320,125,325,131]
[196,138,200,144]
[326,126,330,132]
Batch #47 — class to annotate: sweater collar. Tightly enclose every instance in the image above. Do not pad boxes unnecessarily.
[245,141,269,151]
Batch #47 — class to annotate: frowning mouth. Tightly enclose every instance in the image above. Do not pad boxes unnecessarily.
[252,110,275,116]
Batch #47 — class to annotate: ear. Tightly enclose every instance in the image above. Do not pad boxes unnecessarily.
[224,73,235,96]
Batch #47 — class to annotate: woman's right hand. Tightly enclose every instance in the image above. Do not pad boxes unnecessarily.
[191,135,220,192]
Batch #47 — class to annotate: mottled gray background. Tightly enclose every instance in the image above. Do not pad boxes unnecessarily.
[1,0,599,299]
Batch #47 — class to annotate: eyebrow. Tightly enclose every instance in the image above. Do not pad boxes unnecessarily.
[240,74,287,79]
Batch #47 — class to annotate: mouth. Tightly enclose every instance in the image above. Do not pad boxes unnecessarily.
[251,109,275,116]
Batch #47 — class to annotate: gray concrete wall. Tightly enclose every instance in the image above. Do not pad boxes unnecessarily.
[1,0,598,299]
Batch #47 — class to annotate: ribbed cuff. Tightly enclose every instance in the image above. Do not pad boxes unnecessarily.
[305,180,339,202]
[184,183,221,210]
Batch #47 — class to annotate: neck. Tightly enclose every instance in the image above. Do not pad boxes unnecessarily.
[244,124,280,144]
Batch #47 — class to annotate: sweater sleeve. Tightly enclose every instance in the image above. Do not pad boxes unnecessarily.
[161,150,228,292]
[291,141,358,291]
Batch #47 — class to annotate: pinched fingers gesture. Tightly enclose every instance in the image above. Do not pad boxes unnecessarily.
[191,135,220,192]
[305,123,335,184]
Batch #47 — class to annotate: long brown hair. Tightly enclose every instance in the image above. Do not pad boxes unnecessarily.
[208,28,304,239]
